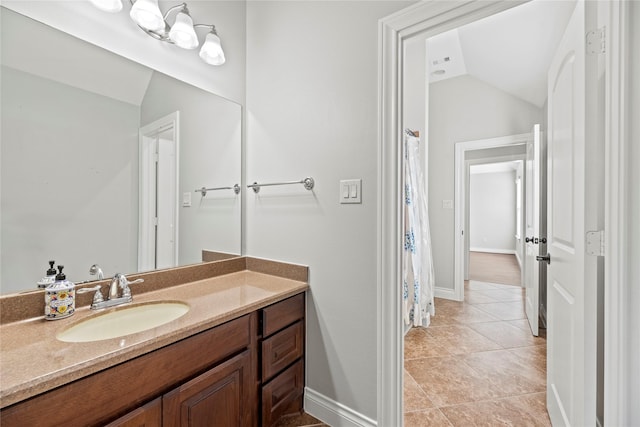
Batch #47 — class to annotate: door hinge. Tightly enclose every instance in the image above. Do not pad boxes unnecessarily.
[586,230,605,256]
[586,28,605,55]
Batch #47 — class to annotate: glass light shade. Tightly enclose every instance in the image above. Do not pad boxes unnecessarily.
[89,0,123,13]
[130,0,165,32]
[199,32,225,65]
[169,12,198,49]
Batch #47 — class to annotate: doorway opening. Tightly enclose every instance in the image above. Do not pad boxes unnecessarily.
[468,160,524,287]
[453,135,529,301]
[138,111,180,272]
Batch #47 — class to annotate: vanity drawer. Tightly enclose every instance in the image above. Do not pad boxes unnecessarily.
[261,293,304,337]
[262,321,303,382]
[262,360,304,427]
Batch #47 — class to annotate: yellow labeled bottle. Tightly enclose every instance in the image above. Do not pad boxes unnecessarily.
[44,265,75,320]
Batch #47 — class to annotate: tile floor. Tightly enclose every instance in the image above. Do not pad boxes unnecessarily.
[274,411,328,427]
[404,280,549,426]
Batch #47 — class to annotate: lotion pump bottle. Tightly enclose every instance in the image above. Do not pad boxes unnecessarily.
[37,260,57,289]
[44,265,75,320]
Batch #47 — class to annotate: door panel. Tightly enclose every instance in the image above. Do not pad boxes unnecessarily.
[546,1,597,424]
[524,124,541,336]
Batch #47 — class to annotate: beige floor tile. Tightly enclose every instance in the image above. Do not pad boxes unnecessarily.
[425,325,503,355]
[404,408,453,427]
[446,305,501,324]
[405,328,452,360]
[468,321,545,349]
[462,350,546,396]
[404,408,451,427]
[509,345,547,372]
[464,291,501,304]
[473,288,524,302]
[465,280,504,291]
[504,392,552,426]
[405,356,503,407]
[440,397,550,427]
[473,301,526,321]
[404,370,434,411]
[273,412,327,427]
[506,318,534,332]
[404,253,548,423]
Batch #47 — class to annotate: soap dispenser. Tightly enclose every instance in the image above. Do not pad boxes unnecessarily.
[37,260,58,289]
[44,265,75,320]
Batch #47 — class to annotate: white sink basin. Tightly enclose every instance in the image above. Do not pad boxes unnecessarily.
[57,301,190,343]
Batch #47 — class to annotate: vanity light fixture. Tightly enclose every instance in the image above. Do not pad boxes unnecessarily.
[88,0,225,65]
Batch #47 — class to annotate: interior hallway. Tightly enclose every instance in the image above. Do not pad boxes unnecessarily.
[468,251,521,286]
[404,253,548,426]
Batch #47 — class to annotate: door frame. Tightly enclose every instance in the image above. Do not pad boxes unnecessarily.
[453,134,528,302]
[377,1,628,424]
[138,111,180,272]
[602,1,631,424]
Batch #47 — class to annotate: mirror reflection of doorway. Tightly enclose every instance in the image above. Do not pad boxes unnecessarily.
[138,112,179,272]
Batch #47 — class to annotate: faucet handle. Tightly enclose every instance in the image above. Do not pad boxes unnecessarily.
[77,285,104,306]
[120,277,144,299]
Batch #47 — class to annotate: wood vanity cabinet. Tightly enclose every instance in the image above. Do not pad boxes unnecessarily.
[259,293,305,427]
[0,292,306,427]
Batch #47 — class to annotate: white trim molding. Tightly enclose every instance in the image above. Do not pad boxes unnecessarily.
[454,134,528,302]
[305,388,377,427]
[603,1,630,425]
[469,248,517,255]
[377,2,527,424]
[434,286,457,301]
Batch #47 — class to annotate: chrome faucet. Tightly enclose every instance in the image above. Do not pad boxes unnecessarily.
[78,273,144,310]
[89,264,104,280]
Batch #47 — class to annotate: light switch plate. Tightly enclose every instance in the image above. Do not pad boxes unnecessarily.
[442,199,453,209]
[340,179,362,204]
[182,192,192,207]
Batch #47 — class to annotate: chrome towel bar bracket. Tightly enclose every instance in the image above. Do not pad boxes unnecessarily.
[195,184,241,196]
[247,177,315,193]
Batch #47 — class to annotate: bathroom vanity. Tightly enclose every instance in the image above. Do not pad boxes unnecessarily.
[0,257,307,426]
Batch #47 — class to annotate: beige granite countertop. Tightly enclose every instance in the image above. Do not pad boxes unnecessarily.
[0,260,308,409]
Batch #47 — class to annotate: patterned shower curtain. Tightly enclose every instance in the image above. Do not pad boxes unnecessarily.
[403,132,435,327]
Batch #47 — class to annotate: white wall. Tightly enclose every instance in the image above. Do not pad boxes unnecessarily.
[246,1,411,422]
[0,66,140,292]
[1,1,246,103]
[429,75,542,290]
[403,38,427,138]
[469,170,516,253]
[140,72,242,265]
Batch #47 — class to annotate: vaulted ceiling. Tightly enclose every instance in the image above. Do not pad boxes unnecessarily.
[427,0,576,108]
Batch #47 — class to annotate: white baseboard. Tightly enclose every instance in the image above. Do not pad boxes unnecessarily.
[304,387,377,427]
[434,286,458,301]
[470,248,517,255]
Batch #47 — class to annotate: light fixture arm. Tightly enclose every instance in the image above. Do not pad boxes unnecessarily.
[161,2,187,22]
[92,0,225,65]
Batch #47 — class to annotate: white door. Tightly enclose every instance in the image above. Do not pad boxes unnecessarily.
[155,131,177,270]
[546,1,598,424]
[524,124,541,336]
[138,112,180,272]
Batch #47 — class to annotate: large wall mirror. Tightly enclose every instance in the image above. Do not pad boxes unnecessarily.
[0,7,242,294]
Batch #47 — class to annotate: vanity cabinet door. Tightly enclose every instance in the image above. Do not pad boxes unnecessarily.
[105,398,161,427]
[162,350,254,427]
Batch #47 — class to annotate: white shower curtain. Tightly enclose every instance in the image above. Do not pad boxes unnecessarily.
[403,133,435,327]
